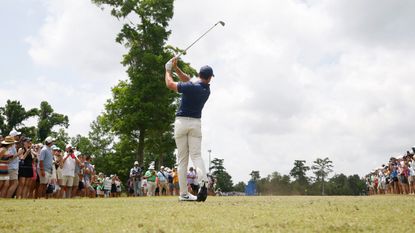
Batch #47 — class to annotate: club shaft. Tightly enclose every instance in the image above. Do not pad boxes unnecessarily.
[177,22,221,58]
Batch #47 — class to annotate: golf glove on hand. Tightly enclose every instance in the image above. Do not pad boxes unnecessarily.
[165,59,173,72]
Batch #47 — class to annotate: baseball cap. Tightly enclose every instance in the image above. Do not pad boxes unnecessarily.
[199,65,214,79]
[134,161,139,165]
[66,144,73,149]
[45,136,55,144]
[9,129,21,137]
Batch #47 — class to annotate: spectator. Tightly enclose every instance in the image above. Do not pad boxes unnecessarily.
[130,161,142,197]
[167,168,174,196]
[72,150,83,198]
[115,175,122,197]
[141,176,147,196]
[53,146,63,198]
[90,174,98,198]
[6,129,22,198]
[401,162,410,194]
[187,167,199,195]
[37,136,55,198]
[144,164,157,196]
[60,144,77,198]
[157,166,169,196]
[127,178,134,197]
[110,175,117,197]
[0,136,17,197]
[83,155,95,198]
[408,154,415,194]
[29,143,41,198]
[16,137,35,198]
[96,173,105,198]
[172,167,179,196]
[103,176,112,197]
[77,154,85,197]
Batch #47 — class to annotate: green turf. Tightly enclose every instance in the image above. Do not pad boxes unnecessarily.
[1,196,414,232]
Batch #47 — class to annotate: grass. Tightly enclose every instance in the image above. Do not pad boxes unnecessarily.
[1,195,414,232]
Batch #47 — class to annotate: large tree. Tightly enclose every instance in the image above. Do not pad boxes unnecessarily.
[311,157,333,195]
[93,0,196,164]
[210,158,234,192]
[289,160,310,194]
[88,115,114,158]
[0,100,38,136]
[250,170,260,181]
[37,101,69,141]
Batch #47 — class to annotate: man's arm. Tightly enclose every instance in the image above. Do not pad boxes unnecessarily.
[39,160,45,177]
[165,58,177,92]
[75,156,82,166]
[165,57,189,92]
[172,57,190,82]
[165,70,178,92]
[39,149,45,177]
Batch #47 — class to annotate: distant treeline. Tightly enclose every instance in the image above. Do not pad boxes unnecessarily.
[232,158,367,196]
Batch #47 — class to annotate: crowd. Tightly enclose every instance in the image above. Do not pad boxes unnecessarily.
[0,129,215,199]
[366,148,415,195]
[127,161,215,197]
[0,129,123,198]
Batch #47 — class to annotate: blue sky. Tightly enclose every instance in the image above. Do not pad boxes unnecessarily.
[1,0,415,183]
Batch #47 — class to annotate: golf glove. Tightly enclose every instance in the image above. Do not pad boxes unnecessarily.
[165,59,173,72]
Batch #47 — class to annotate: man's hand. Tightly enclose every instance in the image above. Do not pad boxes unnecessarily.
[40,170,45,177]
[165,58,173,72]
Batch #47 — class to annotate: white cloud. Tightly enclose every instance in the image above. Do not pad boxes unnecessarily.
[26,0,125,73]
[22,0,127,136]
[169,0,415,182]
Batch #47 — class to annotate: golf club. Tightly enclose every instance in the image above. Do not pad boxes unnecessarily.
[176,21,225,58]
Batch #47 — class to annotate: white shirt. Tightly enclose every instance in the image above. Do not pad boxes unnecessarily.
[62,154,76,177]
[409,161,415,176]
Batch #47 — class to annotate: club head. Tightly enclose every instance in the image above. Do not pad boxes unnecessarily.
[218,21,225,26]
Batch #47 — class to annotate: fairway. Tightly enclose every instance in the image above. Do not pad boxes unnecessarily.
[1,196,414,233]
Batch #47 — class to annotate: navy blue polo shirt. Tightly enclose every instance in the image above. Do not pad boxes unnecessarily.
[176,81,210,118]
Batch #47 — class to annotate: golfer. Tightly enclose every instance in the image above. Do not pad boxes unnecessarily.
[165,57,212,202]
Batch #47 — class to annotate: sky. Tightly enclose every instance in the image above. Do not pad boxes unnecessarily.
[1,0,415,183]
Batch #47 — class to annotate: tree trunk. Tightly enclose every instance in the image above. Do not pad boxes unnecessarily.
[137,128,145,164]
[159,153,164,167]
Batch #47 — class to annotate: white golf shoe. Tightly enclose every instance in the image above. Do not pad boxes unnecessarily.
[179,193,197,201]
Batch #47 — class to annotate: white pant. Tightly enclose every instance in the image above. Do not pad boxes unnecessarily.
[174,117,207,196]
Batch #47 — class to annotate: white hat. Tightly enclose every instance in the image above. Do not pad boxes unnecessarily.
[134,161,139,165]
[45,136,55,144]
[66,144,73,149]
[9,129,21,137]
[148,161,155,170]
